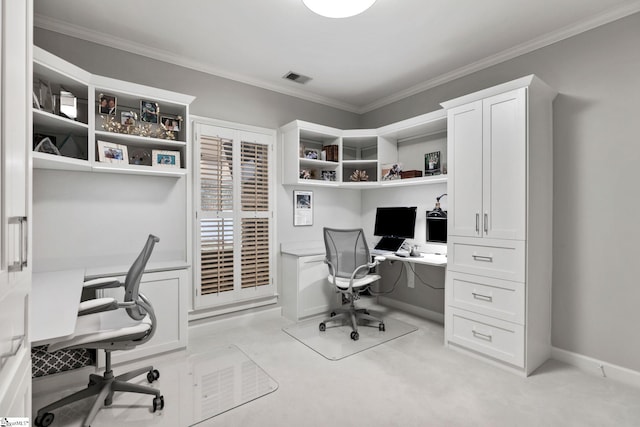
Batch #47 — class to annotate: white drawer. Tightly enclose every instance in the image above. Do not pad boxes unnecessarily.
[447,308,524,367]
[447,237,525,282]
[448,272,524,324]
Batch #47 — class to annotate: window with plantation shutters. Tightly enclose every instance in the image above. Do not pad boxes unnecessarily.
[194,122,274,309]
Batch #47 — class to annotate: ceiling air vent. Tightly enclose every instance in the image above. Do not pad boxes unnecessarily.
[283,71,312,84]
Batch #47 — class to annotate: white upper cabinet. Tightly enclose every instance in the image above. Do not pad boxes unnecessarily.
[447,88,527,240]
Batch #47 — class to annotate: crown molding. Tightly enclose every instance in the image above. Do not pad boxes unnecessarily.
[359,0,640,113]
[33,14,362,114]
[35,1,640,116]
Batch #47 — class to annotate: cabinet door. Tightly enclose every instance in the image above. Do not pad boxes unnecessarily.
[447,100,483,237]
[482,88,527,240]
[298,255,336,319]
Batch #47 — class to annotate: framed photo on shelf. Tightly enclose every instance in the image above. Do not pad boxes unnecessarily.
[120,111,136,126]
[98,93,117,115]
[97,140,128,164]
[321,170,336,181]
[152,149,180,168]
[381,163,402,180]
[294,190,313,226]
[160,115,181,132]
[303,148,320,160]
[425,151,441,175]
[140,100,159,124]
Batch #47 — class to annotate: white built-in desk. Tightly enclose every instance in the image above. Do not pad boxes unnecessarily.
[379,252,447,267]
[31,269,85,346]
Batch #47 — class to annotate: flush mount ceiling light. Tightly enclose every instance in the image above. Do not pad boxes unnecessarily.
[303,0,377,18]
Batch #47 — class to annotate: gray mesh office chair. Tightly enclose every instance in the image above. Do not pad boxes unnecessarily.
[35,235,163,427]
[319,228,386,341]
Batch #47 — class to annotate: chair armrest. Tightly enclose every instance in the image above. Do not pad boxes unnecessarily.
[83,277,122,290]
[78,297,118,316]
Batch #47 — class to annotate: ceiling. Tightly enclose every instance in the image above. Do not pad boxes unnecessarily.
[34,0,640,113]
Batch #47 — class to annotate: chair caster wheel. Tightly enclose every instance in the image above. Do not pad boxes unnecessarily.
[152,395,165,412]
[330,312,336,317]
[319,322,326,332]
[379,323,386,332]
[147,369,160,383]
[35,412,54,427]
[350,331,359,341]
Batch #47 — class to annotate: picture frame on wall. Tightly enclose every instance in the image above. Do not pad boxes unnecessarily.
[293,190,313,226]
[97,140,128,164]
[152,149,181,168]
[140,100,159,124]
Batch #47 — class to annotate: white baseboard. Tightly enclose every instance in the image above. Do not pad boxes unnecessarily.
[377,296,444,324]
[551,347,640,388]
[188,305,281,339]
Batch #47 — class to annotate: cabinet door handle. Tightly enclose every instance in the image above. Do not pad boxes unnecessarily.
[475,213,479,234]
[472,254,493,262]
[472,330,492,342]
[8,216,28,272]
[484,213,488,234]
[472,292,493,302]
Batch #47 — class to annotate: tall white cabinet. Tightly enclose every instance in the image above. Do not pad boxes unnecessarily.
[442,75,556,376]
[0,0,33,416]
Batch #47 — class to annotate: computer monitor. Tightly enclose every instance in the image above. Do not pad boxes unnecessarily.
[373,207,417,238]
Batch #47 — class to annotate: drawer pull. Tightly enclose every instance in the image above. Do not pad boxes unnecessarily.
[472,254,493,262]
[472,292,493,302]
[472,330,492,342]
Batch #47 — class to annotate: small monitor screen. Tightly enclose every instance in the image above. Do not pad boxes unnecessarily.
[373,207,417,238]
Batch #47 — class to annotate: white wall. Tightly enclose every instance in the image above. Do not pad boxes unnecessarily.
[361,12,640,372]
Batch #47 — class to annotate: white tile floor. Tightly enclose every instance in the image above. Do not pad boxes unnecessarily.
[33,305,640,427]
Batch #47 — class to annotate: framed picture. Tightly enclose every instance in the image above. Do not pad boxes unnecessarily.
[152,149,180,168]
[98,93,117,115]
[303,148,320,160]
[97,140,128,164]
[425,151,441,175]
[160,115,181,132]
[140,100,159,124]
[121,111,136,126]
[294,190,313,226]
[381,163,402,180]
[321,170,336,181]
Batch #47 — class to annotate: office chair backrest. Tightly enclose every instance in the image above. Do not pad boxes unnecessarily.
[323,228,370,279]
[124,234,160,321]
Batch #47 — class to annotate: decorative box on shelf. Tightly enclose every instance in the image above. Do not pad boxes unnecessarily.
[400,170,423,179]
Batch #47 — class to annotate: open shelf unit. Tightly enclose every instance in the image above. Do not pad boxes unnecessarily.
[280,109,447,188]
[32,47,194,177]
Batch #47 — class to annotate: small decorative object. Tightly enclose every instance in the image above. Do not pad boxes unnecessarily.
[321,170,336,181]
[304,148,320,160]
[37,80,53,113]
[97,140,128,164]
[32,91,41,110]
[400,170,422,179]
[98,93,117,115]
[129,148,152,166]
[140,100,159,124]
[294,190,313,226]
[121,111,136,126]
[160,115,181,132]
[59,90,77,119]
[34,137,60,155]
[381,163,402,180]
[350,170,369,181]
[425,151,441,175]
[100,114,176,140]
[299,169,311,179]
[152,149,180,168]
[325,145,339,162]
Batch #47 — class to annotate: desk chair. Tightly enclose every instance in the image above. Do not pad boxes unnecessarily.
[35,235,164,427]
[319,228,386,341]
